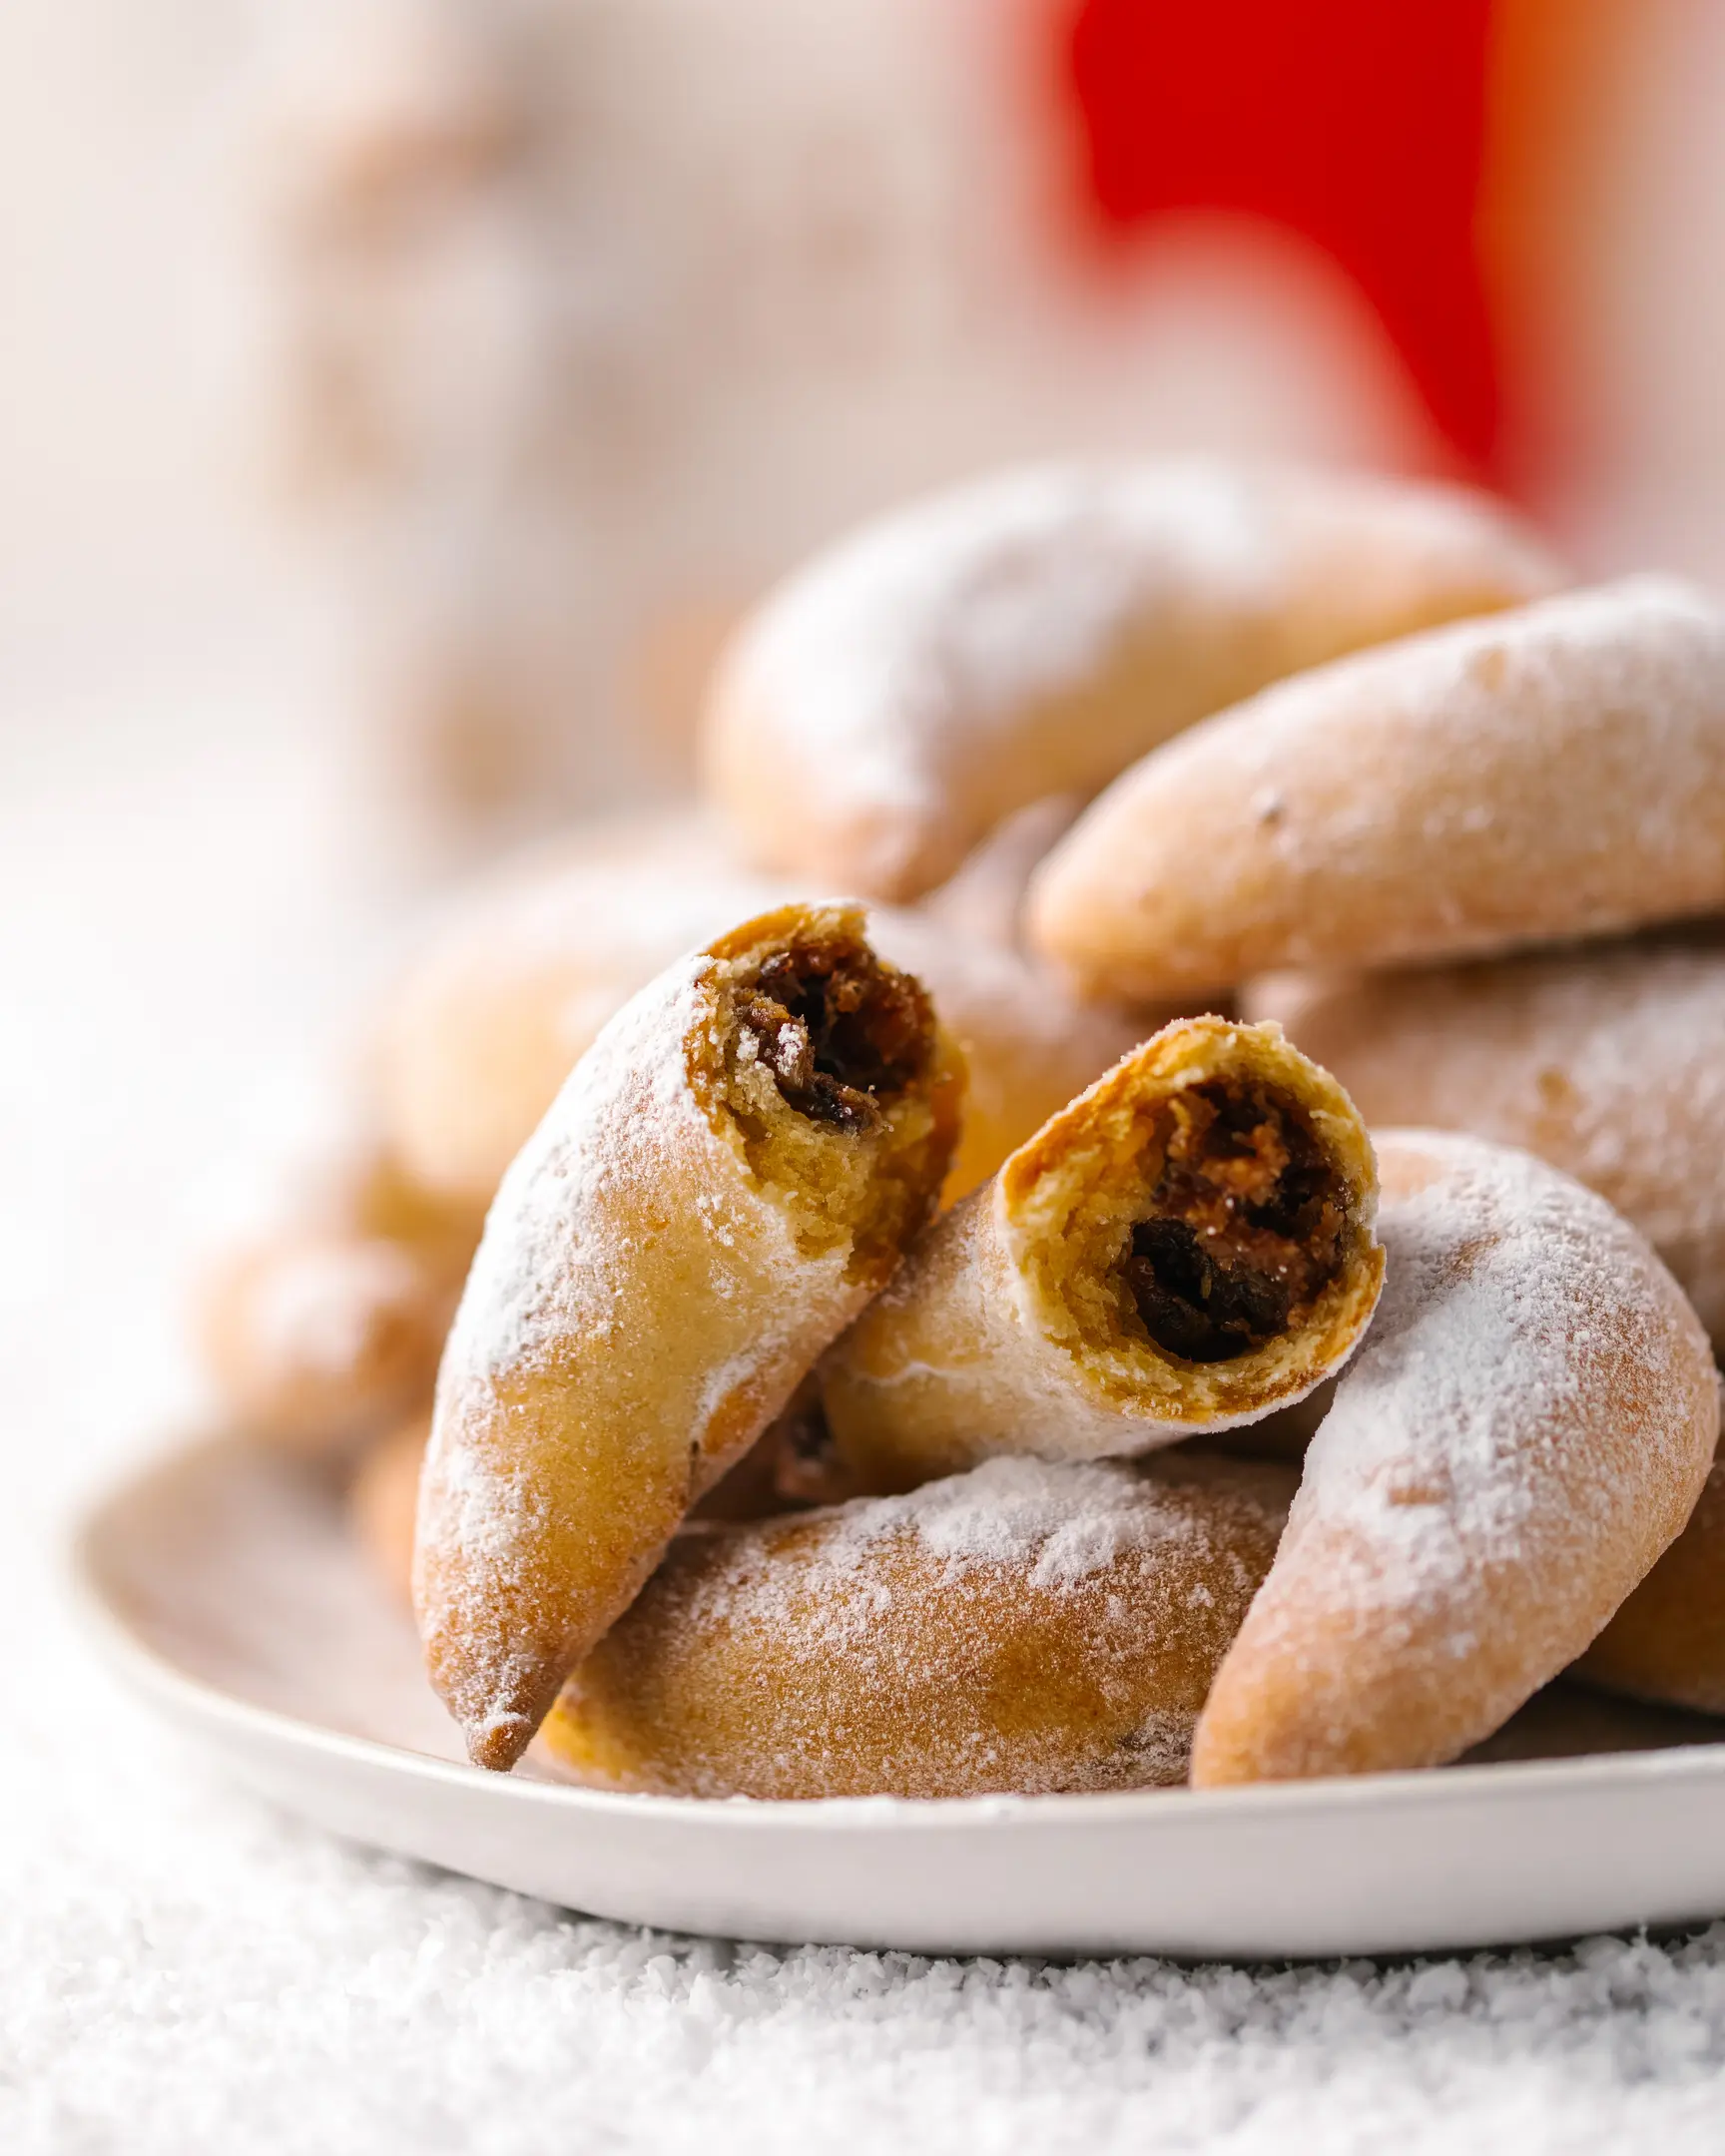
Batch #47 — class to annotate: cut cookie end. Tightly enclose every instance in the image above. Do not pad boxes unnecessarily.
[706,902,962,1274]
[737,931,934,1136]
[465,1708,537,1773]
[1117,1072,1350,1367]
[1006,1016,1382,1424]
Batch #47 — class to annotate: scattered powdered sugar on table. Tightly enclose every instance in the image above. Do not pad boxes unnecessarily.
[14,712,1725,2150]
[18,1742,1725,2155]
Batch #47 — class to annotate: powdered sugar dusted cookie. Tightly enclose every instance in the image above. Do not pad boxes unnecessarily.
[371,811,782,1204]
[1190,1131,1719,1787]
[372,812,1148,1210]
[350,1401,814,1612]
[821,1018,1383,1491]
[415,901,960,1769]
[704,460,1557,901]
[1576,1448,1725,1715]
[541,1451,1296,1800]
[197,1140,481,1460]
[1029,577,1725,1000]
[915,793,1084,949]
[1246,934,1725,1348]
[876,911,1154,1205]
[201,1226,457,1460]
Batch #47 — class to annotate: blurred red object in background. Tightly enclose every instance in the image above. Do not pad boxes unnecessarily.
[1057,0,1501,474]
[1053,0,1638,498]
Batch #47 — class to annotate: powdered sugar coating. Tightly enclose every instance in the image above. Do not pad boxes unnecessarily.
[739,1453,1286,1656]
[816,1454,1267,1595]
[1291,1146,1676,1612]
[1031,576,1725,995]
[1192,1130,1720,1785]
[1248,935,1725,1345]
[375,813,1143,1208]
[546,1453,1295,1800]
[709,460,1554,896]
[434,957,727,1387]
[415,944,843,1763]
[243,1239,429,1383]
[721,464,1282,805]
[415,902,955,1768]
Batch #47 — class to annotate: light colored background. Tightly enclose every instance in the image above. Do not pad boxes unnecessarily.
[11,0,1725,789]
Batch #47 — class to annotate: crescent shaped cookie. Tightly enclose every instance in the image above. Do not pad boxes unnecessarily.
[1189,1131,1719,1787]
[197,1142,480,1459]
[874,913,1155,1209]
[703,461,1558,900]
[821,1017,1382,1491]
[1028,577,1725,1000]
[200,1229,458,1459]
[349,1404,809,1610]
[371,812,780,1211]
[541,1452,1296,1800]
[415,901,961,1769]
[1574,1449,1725,1716]
[372,816,1148,1211]
[1246,934,1725,1348]
[915,794,1084,949]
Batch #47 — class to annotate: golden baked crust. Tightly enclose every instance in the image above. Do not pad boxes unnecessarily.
[200,1225,457,1459]
[371,812,1145,1209]
[348,1402,808,1611]
[1574,1449,1725,1715]
[197,1136,481,1460]
[704,460,1558,901]
[330,1140,487,1281]
[821,1017,1383,1491]
[541,1451,1296,1800]
[871,913,1152,1204]
[1246,934,1725,1348]
[414,901,961,1770]
[371,813,789,1208]
[1190,1130,1720,1786]
[915,794,1084,949]
[1028,578,1725,1000]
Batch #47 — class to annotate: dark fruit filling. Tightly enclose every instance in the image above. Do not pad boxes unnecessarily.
[741,937,930,1133]
[1120,1079,1346,1364]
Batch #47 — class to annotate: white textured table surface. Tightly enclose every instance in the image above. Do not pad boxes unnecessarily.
[9,710,1725,2155]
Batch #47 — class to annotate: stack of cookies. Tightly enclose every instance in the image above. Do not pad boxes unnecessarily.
[197,459,1725,1795]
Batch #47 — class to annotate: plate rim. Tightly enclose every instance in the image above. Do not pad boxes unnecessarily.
[69,1430,1725,1841]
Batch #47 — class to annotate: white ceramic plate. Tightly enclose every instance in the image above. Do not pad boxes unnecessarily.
[73,1434,1725,1960]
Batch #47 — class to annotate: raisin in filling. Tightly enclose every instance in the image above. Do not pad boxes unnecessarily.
[1120,1079,1346,1364]
[741,938,929,1133]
